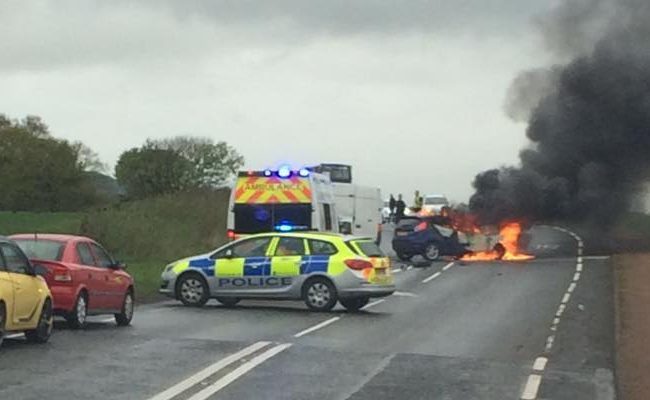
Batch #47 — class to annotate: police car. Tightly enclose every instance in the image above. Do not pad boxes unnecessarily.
[159,232,395,311]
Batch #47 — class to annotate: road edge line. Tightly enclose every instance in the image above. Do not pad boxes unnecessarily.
[294,317,341,338]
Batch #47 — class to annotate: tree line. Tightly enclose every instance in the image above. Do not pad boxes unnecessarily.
[0,114,244,211]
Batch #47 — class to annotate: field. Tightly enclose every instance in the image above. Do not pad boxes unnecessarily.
[0,188,230,302]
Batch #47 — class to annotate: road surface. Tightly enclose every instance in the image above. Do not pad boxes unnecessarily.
[0,225,615,400]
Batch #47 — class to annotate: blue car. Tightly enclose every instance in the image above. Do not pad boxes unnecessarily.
[391,217,469,261]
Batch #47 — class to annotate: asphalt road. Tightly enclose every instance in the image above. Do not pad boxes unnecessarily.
[0,225,615,400]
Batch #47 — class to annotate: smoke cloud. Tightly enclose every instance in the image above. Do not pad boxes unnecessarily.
[470,0,650,226]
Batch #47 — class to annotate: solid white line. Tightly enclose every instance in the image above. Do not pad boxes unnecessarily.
[422,271,441,283]
[188,343,292,400]
[442,262,454,271]
[533,357,548,372]
[362,299,386,310]
[521,374,542,400]
[573,272,581,281]
[583,256,610,260]
[147,341,271,400]
[568,282,577,293]
[561,293,571,304]
[294,317,341,338]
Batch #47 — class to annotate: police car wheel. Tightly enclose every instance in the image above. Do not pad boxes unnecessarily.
[423,243,440,261]
[177,274,209,307]
[339,297,370,312]
[216,297,240,307]
[303,278,337,312]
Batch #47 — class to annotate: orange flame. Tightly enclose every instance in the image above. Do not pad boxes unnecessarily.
[461,222,534,261]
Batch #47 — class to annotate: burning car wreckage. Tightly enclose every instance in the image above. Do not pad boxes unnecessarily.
[406,209,534,262]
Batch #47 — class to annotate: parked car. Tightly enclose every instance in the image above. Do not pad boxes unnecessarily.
[391,217,469,261]
[10,234,134,329]
[0,236,53,347]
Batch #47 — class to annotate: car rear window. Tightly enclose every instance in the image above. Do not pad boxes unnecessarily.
[352,241,385,257]
[395,218,422,230]
[14,239,65,261]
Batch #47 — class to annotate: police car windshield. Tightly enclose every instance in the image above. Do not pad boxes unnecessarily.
[234,204,311,233]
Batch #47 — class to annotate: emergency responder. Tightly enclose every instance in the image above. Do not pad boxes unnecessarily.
[414,190,423,211]
[395,194,406,223]
[389,194,396,222]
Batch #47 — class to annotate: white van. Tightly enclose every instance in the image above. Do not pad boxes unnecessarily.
[333,183,383,241]
[226,168,338,239]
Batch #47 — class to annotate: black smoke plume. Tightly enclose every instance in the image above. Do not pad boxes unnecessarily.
[470,0,650,226]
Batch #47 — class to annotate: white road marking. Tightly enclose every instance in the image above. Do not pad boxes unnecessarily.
[5,333,23,339]
[147,341,271,400]
[583,255,610,260]
[576,263,583,272]
[294,317,341,338]
[393,291,418,298]
[406,265,414,271]
[573,272,581,281]
[552,317,560,326]
[533,357,548,372]
[442,262,454,271]
[362,299,386,310]
[521,374,542,400]
[187,343,292,400]
[561,293,571,304]
[422,271,441,283]
[545,335,555,352]
[577,256,583,264]
[391,268,402,274]
[577,248,583,256]
[568,282,577,293]
[556,304,566,317]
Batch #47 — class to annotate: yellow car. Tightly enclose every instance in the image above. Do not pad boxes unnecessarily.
[0,236,53,347]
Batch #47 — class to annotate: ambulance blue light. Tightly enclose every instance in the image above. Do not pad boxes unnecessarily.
[278,166,292,178]
[275,224,294,232]
[298,168,310,177]
[263,169,272,177]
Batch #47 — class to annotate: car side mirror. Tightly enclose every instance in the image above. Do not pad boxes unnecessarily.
[33,264,48,277]
[224,249,234,259]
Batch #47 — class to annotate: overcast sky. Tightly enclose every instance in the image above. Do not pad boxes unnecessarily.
[0,0,552,203]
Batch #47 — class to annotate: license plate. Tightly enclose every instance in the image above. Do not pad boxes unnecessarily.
[396,231,408,236]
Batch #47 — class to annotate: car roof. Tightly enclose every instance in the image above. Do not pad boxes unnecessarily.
[9,233,92,243]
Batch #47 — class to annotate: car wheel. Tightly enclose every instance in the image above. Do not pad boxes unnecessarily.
[423,243,440,261]
[176,273,210,307]
[303,278,337,312]
[396,253,412,262]
[216,297,240,307]
[339,297,370,312]
[115,291,135,327]
[25,299,53,344]
[65,292,88,329]
[0,303,5,348]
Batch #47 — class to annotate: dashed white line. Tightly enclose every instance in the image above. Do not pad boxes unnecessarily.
[147,341,271,400]
[545,335,555,352]
[391,268,402,274]
[556,304,566,317]
[293,317,341,338]
[442,262,454,271]
[422,271,441,284]
[521,374,542,400]
[532,357,548,372]
[362,299,386,310]
[576,263,583,272]
[561,293,571,304]
[393,291,418,298]
[573,272,581,280]
[567,282,577,293]
[187,343,292,400]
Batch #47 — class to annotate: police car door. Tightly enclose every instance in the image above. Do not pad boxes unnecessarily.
[270,237,306,291]
[212,236,273,293]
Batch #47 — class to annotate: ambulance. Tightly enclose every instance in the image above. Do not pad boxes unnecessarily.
[226,166,338,239]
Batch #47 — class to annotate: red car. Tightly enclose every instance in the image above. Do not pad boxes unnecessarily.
[10,234,135,329]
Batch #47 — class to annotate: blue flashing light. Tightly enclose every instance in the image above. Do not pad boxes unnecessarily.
[275,224,294,232]
[298,168,310,177]
[263,169,272,177]
[278,165,292,178]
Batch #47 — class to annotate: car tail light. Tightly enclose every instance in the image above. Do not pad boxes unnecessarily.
[344,259,373,270]
[53,266,72,283]
[414,221,428,232]
[227,230,236,240]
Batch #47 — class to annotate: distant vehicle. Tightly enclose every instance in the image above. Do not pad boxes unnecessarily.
[420,194,449,215]
[227,168,338,239]
[391,216,469,261]
[0,236,53,347]
[160,232,395,312]
[11,234,135,329]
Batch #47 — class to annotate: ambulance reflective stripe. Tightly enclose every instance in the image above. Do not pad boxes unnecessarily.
[243,257,271,276]
[234,176,312,204]
[300,256,329,274]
